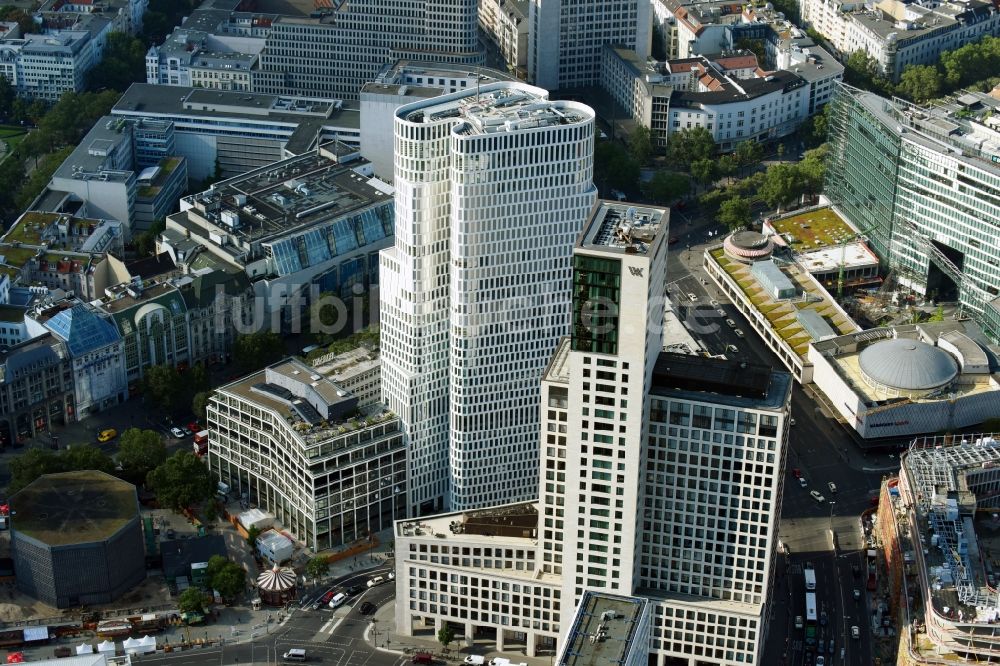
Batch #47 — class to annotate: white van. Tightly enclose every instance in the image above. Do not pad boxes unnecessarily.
[283,650,307,662]
[328,592,347,609]
[302,345,319,355]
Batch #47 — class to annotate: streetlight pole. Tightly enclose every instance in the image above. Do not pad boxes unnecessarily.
[829,501,836,531]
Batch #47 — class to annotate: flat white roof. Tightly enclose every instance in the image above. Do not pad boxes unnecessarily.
[797,242,879,273]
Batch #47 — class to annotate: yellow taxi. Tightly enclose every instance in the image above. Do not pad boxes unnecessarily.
[97,428,117,443]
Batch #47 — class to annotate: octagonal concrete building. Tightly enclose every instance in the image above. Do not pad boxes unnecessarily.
[11,470,145,608]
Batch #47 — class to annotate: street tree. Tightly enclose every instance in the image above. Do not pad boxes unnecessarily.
[646,171,689,202]
[437,625,455,651]
[246,525,262,548]
[897,64,942,103]
[192,391,212,423]
[86,33,147,92]
[627,125,653,165]
[717,196,753,231]
[178,587,206,614]
[143,364,185,414]
[7,449,61,494]
[146,450,214,510]
[666,127,715,167]
[117,428,167,486]
[212,565,246,600]
[717,154,738,184]
[306,557,329,580]
[690,159,718,192]
[759,163,805,212]
[60,445,115,475]
[233,331,285,374]
[734,141,764,177]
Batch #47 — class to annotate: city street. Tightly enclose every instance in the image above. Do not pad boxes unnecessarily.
[665,209,896,665]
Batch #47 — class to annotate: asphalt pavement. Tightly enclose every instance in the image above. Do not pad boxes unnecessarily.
[666,212,897,666]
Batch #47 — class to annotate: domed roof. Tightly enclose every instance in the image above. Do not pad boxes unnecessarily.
[256,566,296,592]
[730,231,769,250]
[859,339,957,390]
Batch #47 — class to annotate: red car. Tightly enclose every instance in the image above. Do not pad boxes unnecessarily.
[188,422,202,434]
[321,590,335,604]
[792,468,801,478]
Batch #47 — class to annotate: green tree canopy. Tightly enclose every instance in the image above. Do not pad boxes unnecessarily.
[205,555,245,598]
[306,557,329,579]
[147,451,214,510]
[690,159,718,191]
[718,196,753,231]
[594,140,640,193]
[192,391,212,423]
[666,127,715,167]
[87,33,147,92]
[143,364,185,414]
[646,171,690,202]
[117,428,167,486]
[233,331,285,374]
[178,587,206,614]
[7,446,115,494]
[734,140,764,176]
[896,64,942,103]
[759,163,805,211]
[627,125,652,164]
[437,625,455,650]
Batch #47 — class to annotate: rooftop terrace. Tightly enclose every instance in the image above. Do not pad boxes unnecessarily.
[767,207,860,253]
[400,84,591,134]
[708,246,860,357]
[217,357,397,455]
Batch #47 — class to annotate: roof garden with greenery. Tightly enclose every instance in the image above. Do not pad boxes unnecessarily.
[709,248,859,358]
[768,207,859,253]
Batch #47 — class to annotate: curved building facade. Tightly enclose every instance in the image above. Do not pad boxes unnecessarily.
[381,82,597,513]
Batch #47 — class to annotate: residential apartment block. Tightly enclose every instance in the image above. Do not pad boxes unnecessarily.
[38,0,149,37]
[478,0,529,79]
[207,357,406,550]
[394,201,792,665]
[802,0,1000,82]
[602,48,824,150]
[825,84,1000,343]
[379,82,597,514]
[528,0,650,90]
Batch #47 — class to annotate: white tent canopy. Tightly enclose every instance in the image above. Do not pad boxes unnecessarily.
[96,640,116,654]
[75,644,93,655]
[123,636,156,654]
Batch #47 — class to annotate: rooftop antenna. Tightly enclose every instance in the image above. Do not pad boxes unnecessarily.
[476,66,481,104]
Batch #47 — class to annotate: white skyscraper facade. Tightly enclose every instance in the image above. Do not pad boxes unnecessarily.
[528,0,651,91]
[393,202,793,665]
[380,82,597,514]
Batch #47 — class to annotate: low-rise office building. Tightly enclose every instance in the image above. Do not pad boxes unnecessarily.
[161,148,392,322]
[47,116,188,237]
[207,357,406,550]
[0,31,98,101]
[112,84,361,180]
[37,0,149,37]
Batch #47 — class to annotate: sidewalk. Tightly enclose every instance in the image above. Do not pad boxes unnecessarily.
[363,601,553,666]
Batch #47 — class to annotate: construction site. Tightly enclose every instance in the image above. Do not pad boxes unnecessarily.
[877,434,1000,664]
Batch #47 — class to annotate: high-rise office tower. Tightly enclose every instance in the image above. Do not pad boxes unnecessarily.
[528,0,651,91]
[380,82,598,514]
[826,83,1000,342]
[393,201,793,665]
[253,0,484,99]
